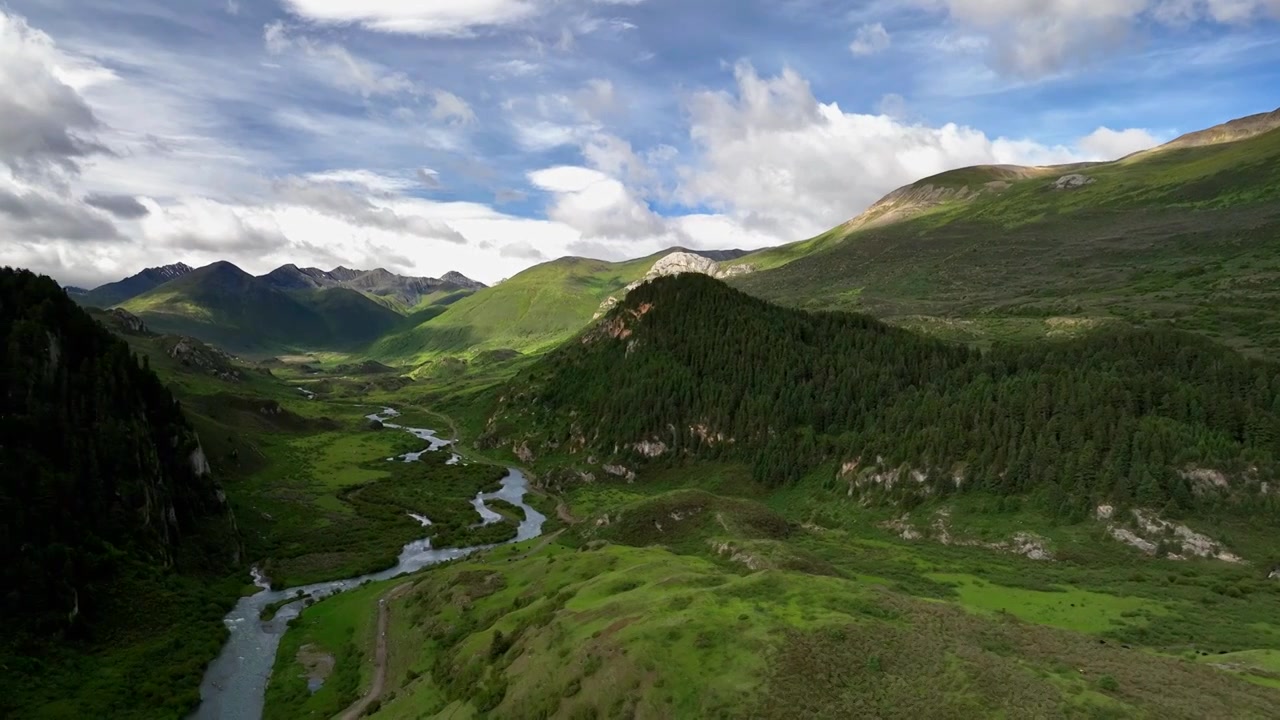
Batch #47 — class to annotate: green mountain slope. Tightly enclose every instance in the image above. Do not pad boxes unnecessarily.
[0,268,241,718]
[75,262,194,308]
[486,274,1280,517]
[731,111,1280,356]
[120,262,403,355]
[371,253,662,362]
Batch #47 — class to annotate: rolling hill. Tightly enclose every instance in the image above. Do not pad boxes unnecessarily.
[119,261,404,354]
[729,106,1280,356]
[370,248,750,363]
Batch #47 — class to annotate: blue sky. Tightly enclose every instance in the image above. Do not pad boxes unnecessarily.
[2,0,1278,287]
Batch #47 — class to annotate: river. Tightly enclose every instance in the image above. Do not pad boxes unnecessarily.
[192,407,545,720]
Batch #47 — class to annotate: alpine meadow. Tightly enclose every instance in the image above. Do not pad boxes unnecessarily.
[4,3,1280,719]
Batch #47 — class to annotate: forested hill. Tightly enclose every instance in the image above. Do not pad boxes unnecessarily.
[490,274,1280,518]
[0,268,238,637]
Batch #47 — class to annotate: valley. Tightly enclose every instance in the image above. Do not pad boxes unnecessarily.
[5,108,1280,720]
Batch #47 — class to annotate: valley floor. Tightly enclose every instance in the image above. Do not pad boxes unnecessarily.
[262,433,1280,719]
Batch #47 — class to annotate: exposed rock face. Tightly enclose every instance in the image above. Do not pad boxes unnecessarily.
[710,540,768,571]
[594,251,755,319]
[603,464,636,482]
[107,308,148,334]
[632,440,668,458]
[1181,467,1230,494]
[189,446,211,477]
[168,337,242,382]
[880,508,1053,560]
[1097,506,1244,563]
[1052,174,1096,190]
[513,441,535,464]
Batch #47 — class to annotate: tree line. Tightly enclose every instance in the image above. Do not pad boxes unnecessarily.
[512,274,1280,518]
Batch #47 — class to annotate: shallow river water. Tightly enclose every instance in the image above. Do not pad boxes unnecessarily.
[192,408,545,719]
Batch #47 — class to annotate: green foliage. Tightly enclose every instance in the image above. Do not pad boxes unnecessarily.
[503,274,1280,517]
[271,541,1280,719]
[121,262,402,355]
[0,267,240,717]
[372,254,661,362]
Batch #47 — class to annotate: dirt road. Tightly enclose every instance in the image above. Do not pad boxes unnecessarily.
[338,582,412,720]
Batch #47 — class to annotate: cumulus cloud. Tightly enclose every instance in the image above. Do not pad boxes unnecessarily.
[498,240,547,260]
[918,0,1280,76]
[1078,127,1163,158]
[0,187,122,241]
[675,62,1160,237]
[84,193,150,219]
[850,23,892,55]
[0,11,108,179]
[528,165,665,241]
[141,199,290,253]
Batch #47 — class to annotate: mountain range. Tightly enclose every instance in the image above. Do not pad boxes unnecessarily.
[66,262,485,354]
[53,106,1280,363]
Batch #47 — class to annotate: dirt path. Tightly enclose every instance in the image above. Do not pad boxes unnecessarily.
[515,529,566,560]
[338,582,412,720]
[556,501,579,525]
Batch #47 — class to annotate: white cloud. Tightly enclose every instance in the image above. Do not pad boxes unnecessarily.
[263,22,418,98]
[431,90,477,125]
[1078,127,1162,158]
[529,165,665,240]
[0,11,107,180]
[498,240,547,260]
[675,62,1160,237]
[850,23,892,55]
[305,169,418,193]
[280,0,549,36]
[918,0,1280,76]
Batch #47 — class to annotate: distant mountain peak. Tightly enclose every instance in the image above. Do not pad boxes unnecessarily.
[256,264,486,308]
[441,271,484,289]
[74,262,195,308]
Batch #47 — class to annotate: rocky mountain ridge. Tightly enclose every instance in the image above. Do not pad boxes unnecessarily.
[260,264,484,308]
[74,262,196,308]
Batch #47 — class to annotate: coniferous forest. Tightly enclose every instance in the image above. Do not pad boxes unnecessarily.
[0,268,237,654]
[503,274,1280,518]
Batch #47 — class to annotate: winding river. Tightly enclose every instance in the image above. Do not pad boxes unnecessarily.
[192,408,545,720]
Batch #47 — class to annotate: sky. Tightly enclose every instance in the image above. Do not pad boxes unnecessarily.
[2,0,1279,288]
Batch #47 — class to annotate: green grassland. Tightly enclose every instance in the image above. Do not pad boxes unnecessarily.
[371,253,661,363]
[264,579,389,718]
[732,125,1280,356]
[262,450,1280,719]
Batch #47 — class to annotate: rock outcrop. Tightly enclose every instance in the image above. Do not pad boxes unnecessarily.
[594,252,755,319]
[1052,174,1096,190]
[1097,506,1244,563]
[880,508,1053,560]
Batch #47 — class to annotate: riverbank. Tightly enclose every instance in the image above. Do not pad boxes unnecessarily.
[193,407,546,720]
